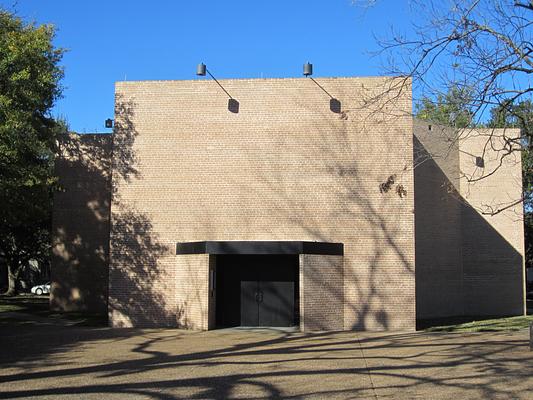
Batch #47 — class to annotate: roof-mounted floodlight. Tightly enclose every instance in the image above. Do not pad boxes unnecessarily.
[197,63,207,76]
[196,63,239,113]
[303,62,313,77]
[302,62,341,113]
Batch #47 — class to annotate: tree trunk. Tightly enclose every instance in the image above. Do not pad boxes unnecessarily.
[5,263,19,296]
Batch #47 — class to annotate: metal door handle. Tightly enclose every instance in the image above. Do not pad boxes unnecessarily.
[255,290,263,303]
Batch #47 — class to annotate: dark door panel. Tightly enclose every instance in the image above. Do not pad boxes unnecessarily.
[216,255,298,328]
[241,281,259,326]
[259,281,294,327]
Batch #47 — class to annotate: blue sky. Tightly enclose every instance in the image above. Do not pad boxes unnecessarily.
[2,1,414,133]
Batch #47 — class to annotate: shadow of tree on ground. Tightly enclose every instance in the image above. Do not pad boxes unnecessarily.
[0,327,530,399]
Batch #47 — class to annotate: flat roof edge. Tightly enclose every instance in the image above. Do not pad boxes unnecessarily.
[115,75,408,85]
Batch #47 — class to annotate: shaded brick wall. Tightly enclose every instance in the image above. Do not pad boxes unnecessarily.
[109,77,415,330]
[51,134,112,313]
[414,121,464,319]
[459,128,524,316]
[108,197,175,327]
[414,122,524,319]
[300,254,344,331]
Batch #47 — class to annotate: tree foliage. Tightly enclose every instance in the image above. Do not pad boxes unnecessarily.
[415,86,474,128]
[0,9,65,294]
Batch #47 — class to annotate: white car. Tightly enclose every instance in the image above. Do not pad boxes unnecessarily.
[31,283,50,295]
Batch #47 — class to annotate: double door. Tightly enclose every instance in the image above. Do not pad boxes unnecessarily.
[241,280,294,327]
[215,254,298,328]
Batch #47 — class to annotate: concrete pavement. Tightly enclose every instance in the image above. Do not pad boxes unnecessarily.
[0,326,531,399]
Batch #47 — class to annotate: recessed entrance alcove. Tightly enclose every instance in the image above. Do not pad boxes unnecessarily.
[175,241,344,331]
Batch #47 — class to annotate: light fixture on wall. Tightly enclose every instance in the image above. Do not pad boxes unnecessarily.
[303,62,313,77]
[196,63,239,113]
[302,62,341,114]
[105,118,113,128]
[197,63,207,76]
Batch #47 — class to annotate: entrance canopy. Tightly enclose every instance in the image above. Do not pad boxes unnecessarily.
[175,241,343,256]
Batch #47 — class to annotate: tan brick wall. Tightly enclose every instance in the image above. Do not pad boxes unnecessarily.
[300,254,344,331]
[108,204,176,327]
[414,121,464,319]
[175,254,210,330]
[109,77,415,330]
[459,128,524,316]
[51,133,112,313]
[53,82,525,328]
[414,121,525,319]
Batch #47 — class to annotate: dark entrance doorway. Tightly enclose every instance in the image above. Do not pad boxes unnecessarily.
[215,254,299,328]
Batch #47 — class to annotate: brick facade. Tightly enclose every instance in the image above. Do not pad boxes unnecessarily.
[414,121,524,320]
[51,76,525,331]
[107,77,415,330]
[459,127,524,316]
[174,254,210,330]
[51,134,112,312]
[300,254,344,331]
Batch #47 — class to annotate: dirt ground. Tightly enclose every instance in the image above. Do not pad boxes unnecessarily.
[0,324,532,399]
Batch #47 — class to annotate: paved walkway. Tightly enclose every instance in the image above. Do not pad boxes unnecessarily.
[0,326,531,399]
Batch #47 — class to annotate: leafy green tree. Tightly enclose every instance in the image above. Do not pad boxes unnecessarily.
[415,86,474,128]
[0,9,65,294]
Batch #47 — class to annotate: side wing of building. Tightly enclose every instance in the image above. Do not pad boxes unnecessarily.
[50,133,112,313]
[414,121,524,320]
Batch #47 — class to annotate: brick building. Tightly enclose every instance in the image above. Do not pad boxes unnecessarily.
[50,77,525,331]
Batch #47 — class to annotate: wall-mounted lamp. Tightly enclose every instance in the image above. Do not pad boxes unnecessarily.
[196,63,239,113]
[105,118,113,128]
[197,63,207,76]
[303,62,313,77]
[302,62,341,114]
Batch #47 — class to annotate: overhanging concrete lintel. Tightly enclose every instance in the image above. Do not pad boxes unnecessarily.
[175,241,343,256]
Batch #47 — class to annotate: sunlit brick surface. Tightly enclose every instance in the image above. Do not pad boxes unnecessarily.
[108,77,415,330]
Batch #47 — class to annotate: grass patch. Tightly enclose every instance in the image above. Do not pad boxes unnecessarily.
[0,294,107,327]
[0,294,49,314]
[424,315,533,333]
